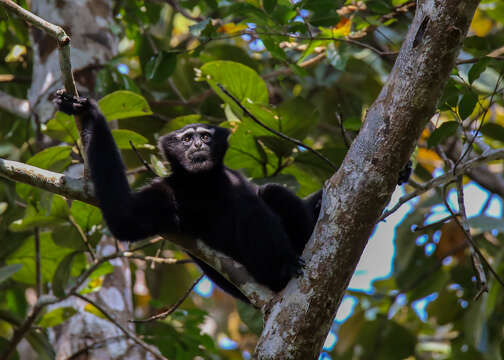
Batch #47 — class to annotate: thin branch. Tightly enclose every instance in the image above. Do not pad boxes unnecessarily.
[379,148,504,221]
[123,253,193,265]
[455,70,503,168]
[443,181,487,294]
[0,90,30,119]
[217,83,337,171]
[66,336,128,360]
[68,214,96,261]
[0,302,45,360]
[165,0,203,21]
[132,274,203,323]
[442,181,504,289]
[72,293,168,360]
[456,55,504,65]
[412,213,458,232]
[129,141,156,177]
[263,52,327,80]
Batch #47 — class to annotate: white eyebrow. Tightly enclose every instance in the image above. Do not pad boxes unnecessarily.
[177,129,195,139]
[197,127,215,134]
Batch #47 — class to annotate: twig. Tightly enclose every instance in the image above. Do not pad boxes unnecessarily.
[73,293,168,360]
[412,213,458,232]
[0,302,45,360]
[217,83,337,171]
[335,112,352,149]
[165,0,203,21]
[68,214,96,261]
[442,181,504,290]
[34,228,42,299]
[456,55,504,65]
[131,275,203,323]
[150,239,166,269]
[123,253,193,265]
[455,70,503,168]
[379,148,504,221]
[66,336,127,360]
[263,52,327,80]
[129,141,157,177]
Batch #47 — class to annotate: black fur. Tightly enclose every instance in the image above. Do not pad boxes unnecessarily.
[54,91,322,302]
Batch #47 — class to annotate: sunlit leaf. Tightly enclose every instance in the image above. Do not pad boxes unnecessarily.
[98,91,152,120]
[37,307,78,328]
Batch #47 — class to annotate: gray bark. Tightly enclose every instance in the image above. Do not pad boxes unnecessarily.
[254,0,480,358]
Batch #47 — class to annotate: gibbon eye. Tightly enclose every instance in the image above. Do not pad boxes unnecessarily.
[182,134,192,143]
[201,133,210,141]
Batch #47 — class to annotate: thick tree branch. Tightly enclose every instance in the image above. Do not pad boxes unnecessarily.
[254,0,480,358]
[0,157,273,308]
[0,158,96,205]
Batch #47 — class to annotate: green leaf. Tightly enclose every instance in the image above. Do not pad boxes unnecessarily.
[236,301,264,335]
[145,51,177,83]
[160,114,203,134]
[427,121,459,148]
[458,93,478,119]
[262,36,287,61]
[9,195,70,232]
[263,0,277,12]
[326,42,350,71]
[427,288,464,325]
[6,232,76,285]
[89,261,114,280]
[200,61,269,110]
[52,251,82,297]
[26,146,72,171]
[0,263,23,284]
[84,303,106,319]
[43,112,79,144]
[150,154,170,177]
[111,129,150,149]
[189,18,214,38]
[70,201,102,233]
[37,307,78,328]
[98,90,152,120]
[52,224,84,250]
[468,57,490,84]
[480,123,504,143]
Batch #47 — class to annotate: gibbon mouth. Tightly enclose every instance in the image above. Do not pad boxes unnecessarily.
[189,151,209,162]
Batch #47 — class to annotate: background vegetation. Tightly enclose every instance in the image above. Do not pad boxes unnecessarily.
[0,0,503,359]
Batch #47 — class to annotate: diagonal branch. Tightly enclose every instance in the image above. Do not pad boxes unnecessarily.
[0,157,273,308]
[379,148,504,221]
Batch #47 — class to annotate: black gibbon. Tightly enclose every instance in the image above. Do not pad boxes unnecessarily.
[55,91,322,302]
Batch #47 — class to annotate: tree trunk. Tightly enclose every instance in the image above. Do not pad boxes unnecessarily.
[254,0,480,358]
